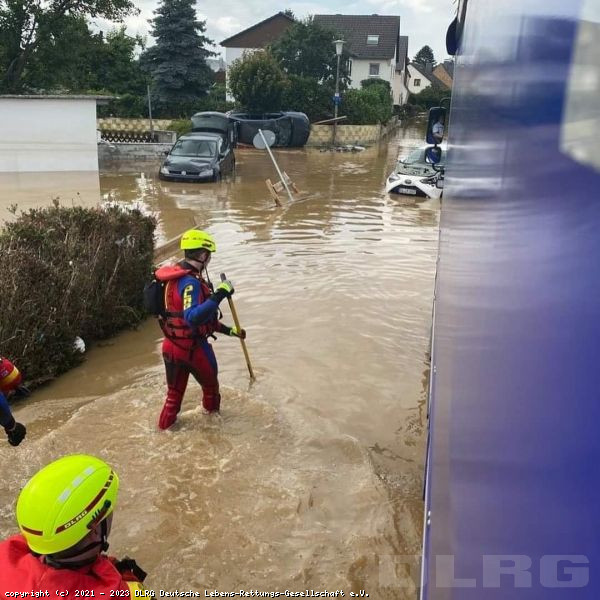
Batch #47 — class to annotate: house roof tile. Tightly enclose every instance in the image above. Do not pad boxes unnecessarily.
[313,14,400,60]
[409,62,449,89]
[220,12,295,48]
[396,35,409,71]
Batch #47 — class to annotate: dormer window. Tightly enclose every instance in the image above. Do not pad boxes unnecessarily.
[367,35,379,45]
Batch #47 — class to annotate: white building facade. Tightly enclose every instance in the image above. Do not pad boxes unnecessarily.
[221,12,295,102]
[407,64,434,95]
[315,15,408,106]
[0,95,105,172]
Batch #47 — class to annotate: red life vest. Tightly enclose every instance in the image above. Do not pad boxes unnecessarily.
[155,264,218,347]
[0,535,134,595]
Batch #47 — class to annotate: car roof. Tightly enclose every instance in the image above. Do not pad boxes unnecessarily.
[179,132,222,140]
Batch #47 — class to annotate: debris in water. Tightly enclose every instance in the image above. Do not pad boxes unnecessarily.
[73,337,86,353]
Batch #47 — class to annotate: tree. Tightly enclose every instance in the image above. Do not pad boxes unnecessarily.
[269,17,350,86]
[281,74,333,121]
[228,50,287,112]
[95,28,147,95]
[413,45,436,68]
[20,15,103,92]
[12,18,146,96]
[0,0,137,92]
[142,0,214,107]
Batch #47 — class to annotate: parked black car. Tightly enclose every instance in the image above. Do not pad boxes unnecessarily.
[159,132,235,182]
[227,111,310,147]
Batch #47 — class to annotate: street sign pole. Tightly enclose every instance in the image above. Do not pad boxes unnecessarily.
[258,129,294,203]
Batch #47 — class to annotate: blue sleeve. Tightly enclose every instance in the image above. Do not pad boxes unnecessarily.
[178,276,219,326]
[0,392,13,428]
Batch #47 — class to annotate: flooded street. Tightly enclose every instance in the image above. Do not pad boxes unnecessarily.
[1,121,437,597]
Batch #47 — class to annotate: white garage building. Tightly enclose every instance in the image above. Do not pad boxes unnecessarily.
[0,95,110,173]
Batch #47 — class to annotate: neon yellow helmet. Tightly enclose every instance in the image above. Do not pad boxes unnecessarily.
[16,454,119,555]
[180,229,216,252]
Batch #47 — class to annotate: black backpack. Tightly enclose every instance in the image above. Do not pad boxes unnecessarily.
[143,273,167,317]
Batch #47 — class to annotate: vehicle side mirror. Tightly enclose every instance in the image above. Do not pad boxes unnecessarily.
[163,150,169,156]
[425,146,442,164]
[426,106,447,145]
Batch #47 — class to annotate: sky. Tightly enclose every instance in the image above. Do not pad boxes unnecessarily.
[96,0,457,64]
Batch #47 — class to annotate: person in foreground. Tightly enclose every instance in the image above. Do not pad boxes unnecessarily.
[152,229,245,429]
[0,356,28,446]
[0,454,147,593]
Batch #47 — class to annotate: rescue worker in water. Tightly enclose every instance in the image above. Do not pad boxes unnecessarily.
[0,356,28,446]
[154,229,245,429]
[0,454,147,593]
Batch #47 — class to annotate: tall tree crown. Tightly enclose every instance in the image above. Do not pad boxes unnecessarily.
[142,0,214,102]
[413,45,436,67]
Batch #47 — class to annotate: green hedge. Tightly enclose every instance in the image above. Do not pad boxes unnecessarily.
[343,84,393,125]
[0,203,156,387]
[408,86,451,109]
[167,119,193,137]
[97,84,235,119]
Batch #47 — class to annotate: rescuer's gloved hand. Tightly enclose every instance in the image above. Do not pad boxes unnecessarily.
[12,385,30,399]
[217,279,234,297]
[5,419,26,446]
[210,279,234,304]
[229,326,246,339]
[113,557,148,582]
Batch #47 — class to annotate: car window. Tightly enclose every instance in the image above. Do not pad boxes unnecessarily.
[404,147,426,164]
[171,139,217,157]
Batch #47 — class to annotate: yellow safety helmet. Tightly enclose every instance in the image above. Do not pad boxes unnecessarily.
[180,229,216,253]
[16,454,119,555]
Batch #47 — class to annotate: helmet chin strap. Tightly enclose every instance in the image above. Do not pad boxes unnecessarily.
[186,254,213,288]
[44,519,109,569]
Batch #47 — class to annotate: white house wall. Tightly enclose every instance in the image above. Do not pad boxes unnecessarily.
[225,47,256,101]
[350,58,391,89]
[391,69,409,106]
[349,58,406,105]
[407,64,432,95]
[0,98,99,172]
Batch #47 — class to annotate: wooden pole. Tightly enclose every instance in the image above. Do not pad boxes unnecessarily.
[220,272,255,381]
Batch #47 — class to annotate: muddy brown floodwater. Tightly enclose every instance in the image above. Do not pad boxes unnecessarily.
[1,120,437,598]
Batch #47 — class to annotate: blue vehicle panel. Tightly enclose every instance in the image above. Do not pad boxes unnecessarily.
[422,0,600,598]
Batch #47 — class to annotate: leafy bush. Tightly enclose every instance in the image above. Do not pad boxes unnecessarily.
[396,104,420,119]
[167,119,192,137]
[0,203,155,387]
[408,86,451,109]
[97,84,235,119]
[360,78,391,92]
[281,75,333,122]
[97,93,148,118]
[343,84,393,125]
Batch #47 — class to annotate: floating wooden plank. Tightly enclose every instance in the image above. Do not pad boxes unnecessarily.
[265,179,283,207]
[312,116,348,125]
